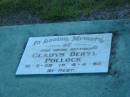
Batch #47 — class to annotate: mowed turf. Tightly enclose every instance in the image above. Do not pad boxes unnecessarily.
[0,0,130,21]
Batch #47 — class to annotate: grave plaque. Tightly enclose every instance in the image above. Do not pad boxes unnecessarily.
[16,33,112,75]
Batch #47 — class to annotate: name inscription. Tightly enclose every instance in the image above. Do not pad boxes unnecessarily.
[16,33,112,75]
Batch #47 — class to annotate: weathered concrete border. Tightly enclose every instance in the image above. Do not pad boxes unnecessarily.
[0,19,130,97]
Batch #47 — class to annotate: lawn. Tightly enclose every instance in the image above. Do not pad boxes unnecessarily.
[0,0,130,21]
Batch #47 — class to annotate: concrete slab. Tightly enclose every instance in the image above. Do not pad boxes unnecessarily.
[0,19,130,97]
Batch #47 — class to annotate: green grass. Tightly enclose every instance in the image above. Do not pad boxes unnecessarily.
[0,0,130,21]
